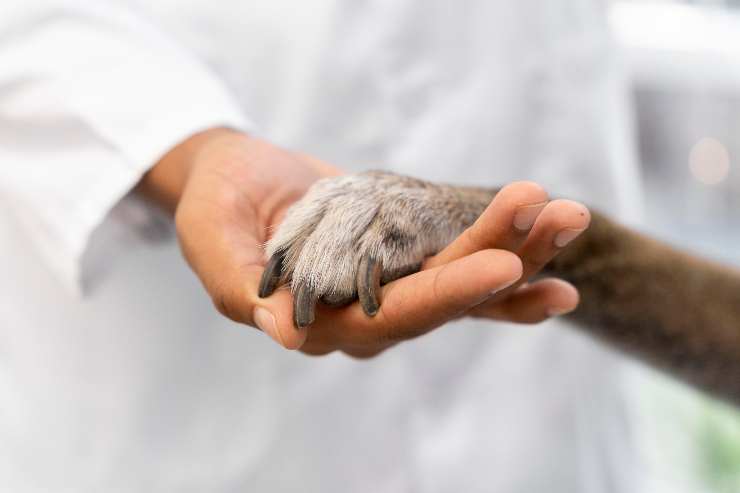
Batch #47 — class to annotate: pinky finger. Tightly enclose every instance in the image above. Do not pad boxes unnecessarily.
[468,278,579,324]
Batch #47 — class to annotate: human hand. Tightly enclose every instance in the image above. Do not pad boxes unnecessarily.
[259,171,590,357]
[139,129,589,356]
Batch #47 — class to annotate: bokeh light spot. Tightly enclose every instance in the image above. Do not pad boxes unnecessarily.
[689,137,731,186]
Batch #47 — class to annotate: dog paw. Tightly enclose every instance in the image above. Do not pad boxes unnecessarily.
[258,171,486,328]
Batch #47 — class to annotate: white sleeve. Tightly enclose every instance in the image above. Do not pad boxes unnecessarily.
[0,0,254,294]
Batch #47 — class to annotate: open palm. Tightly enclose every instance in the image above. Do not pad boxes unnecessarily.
[170,130,588,356]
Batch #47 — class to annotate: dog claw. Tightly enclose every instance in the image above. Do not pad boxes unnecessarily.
[259,251,284,298]
[357,256,382,317]
[293,283,317,328]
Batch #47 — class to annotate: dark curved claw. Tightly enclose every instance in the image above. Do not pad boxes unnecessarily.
[258,251,285,298]
[380,262,422,285]
[321,292,356,308]
[357,256,383,317]
[293,283,318,329]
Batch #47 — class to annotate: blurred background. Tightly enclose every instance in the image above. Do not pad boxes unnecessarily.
[3,1,739,491]
[610,1,740,491]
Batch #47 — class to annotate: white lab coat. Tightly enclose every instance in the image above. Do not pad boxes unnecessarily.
[0,1,647,491]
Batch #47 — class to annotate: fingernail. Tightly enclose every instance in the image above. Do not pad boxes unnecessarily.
[490,277,519,296]
[546,307,573,317]
[554,228,585,248]
[513,202,547,232]
[254,307,283,346]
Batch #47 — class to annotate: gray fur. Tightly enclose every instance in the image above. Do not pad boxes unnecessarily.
[266,171,489,298]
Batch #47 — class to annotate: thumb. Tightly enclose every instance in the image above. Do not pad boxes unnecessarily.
[177,204,308,350]
[248,273,309,350]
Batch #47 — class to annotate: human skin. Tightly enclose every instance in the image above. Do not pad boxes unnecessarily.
[137,128,589,357]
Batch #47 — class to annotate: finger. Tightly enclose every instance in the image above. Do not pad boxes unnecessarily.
[342,347,388,359]
[182,218,309,348]
[305,249,522,348]
[203,261,309,350]
[469,278,580,323]
[516,199,590,278]
[258,250,284,298]
[298,342,336,357]
[357,255,382,317]
[253,290,309,350]
[301,340,387,359]
[425,181,548,269]
[212,254,310,349]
